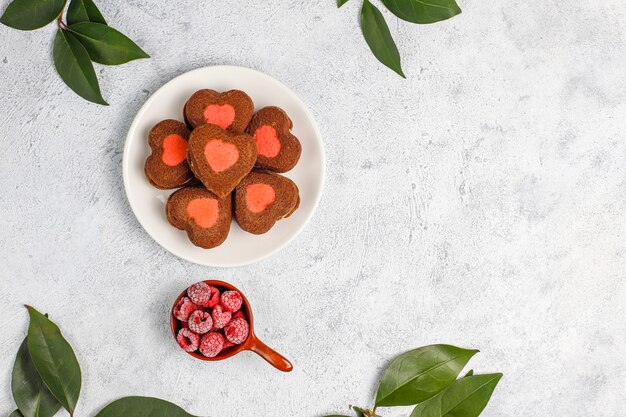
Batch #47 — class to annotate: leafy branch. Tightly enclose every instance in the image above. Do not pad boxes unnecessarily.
[338,0,462,77]
[7,306,501,417]
[324,344,502,417]
[8,306,197,417]
[1,0,149,105]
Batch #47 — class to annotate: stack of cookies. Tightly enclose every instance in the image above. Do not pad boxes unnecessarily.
[144,89,302,249]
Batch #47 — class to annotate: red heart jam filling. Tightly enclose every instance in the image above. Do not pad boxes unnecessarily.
[203,104,236,129]
[253,125,281,158]
[161,134,188,166]
[204,140,240,173]
[246,183,276,213]
[186,198,219,228]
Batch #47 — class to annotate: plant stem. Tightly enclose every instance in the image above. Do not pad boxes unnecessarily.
[57,0,68,29]
[57,14,66,29]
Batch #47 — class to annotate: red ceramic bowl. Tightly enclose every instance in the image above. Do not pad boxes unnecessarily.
[171,280,293,372]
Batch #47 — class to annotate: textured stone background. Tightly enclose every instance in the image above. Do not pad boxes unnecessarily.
[1,1,625,416]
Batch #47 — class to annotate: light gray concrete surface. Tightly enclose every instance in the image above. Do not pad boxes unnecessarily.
[1,1,625,416]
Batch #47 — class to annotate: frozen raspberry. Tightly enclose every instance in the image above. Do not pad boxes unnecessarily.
[224,317,249,345]
[187,282,220,308]
[173,297,200,321]
[177,328,200,352]
[188,310,213,334]
[199,332,224,357]
[232,310,245,320]
[206,286,221,307]
[220,290,243,312]
[222,339,236,350]
[211,305,232,330]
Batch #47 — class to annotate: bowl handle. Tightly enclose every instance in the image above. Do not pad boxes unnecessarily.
[248,337,293,372]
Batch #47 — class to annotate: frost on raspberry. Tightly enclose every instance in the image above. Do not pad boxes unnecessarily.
[224,317,249,345]
[188,310,213,334]
[199,332,224,357]
[173,297,200,321]
[187,282,220,308]
[220,290,243,312]
[211,305,232,330]
[177,328,200,352]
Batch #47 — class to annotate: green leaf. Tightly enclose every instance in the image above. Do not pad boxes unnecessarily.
[53,29,108,105]
[11,339,61,417]
[9,411,25,417]
[375,344,479,407]
[352,408,381,417]
[464,369,474,377]
[360,0,405,78]
[0,0,65,30]
[67,0,107,25]
[352,407,366,417]
[67,22,149,65]
[26,306,82,416]
[94,397,198,417]
[409,373,503,417]
[337,0,350,7]
[380,0,461,24]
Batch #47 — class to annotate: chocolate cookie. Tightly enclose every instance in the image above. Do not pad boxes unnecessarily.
[187,124,257,198]
[166,186,232,249]
[184,89,254,133]
[144,120,193,189]
[234,170,300,234]
[246,106,301,173]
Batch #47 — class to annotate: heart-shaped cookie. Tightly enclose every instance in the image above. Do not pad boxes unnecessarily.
[234,169,300,234]
[187,124,257,198]
[166,186,232,249]
[184,89,254,132]
[246,106,302,173]
[145,120,194,189]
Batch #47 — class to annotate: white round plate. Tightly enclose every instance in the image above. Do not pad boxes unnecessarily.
[123,66,325,267]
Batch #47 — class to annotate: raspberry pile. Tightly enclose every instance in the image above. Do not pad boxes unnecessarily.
[173,282,249,357]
